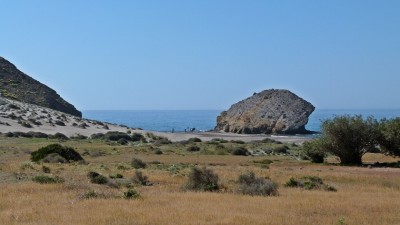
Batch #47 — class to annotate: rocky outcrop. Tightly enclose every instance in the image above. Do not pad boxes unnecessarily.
[0,57,82,117]
[215,89,315,134]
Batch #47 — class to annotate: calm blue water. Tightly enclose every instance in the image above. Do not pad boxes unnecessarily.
[83,109,400,133]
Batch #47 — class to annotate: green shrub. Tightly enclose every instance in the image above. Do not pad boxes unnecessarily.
[104,131,133,142]
[131,157,146,169]
[117,138,129,145]
[186,145,200,152]
[131,170,151,186]
[28,132,48,138]
[109,174,124,179]
[82,189,98,199]
[284,176,336,192]
[32,175,64,184]
[87,171,108,185]
[124,188,140,199]
[49,132,69,140]
[31,144,83,163]
[154,149,163,155]
[91,133,105,139]
[272,145,288,154]
[184,167,219,192]
[42,166,51,173]
[261,138,276,143]
[154,137,172,145]
[188,137,202,143]
[236,171,278,196]
[301,140,326,163]
[70,134,88,140]
[42,153,67,163]
[231,147,250,156]
[131,133,146,142]
[231,140,245,144]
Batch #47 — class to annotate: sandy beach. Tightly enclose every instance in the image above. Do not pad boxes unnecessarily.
[0,97,312,144]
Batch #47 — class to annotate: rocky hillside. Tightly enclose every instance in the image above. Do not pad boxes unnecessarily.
[0,57,82,117]
[215,89,315,134]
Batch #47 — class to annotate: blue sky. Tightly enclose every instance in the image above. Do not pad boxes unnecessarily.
[1,0,399,110]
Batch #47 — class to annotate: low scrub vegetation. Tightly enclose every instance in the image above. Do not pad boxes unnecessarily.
[87,171,109,185]
[32,175,64,184]
[123,188,140,199]
[184,167,220,192]
[131,170,151,186]
[31,144,84,163]
[285,176,336,192]
[131,157,146,169]
[236,171,278,196]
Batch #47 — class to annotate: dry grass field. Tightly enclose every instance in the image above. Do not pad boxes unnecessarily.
[1,137,400,225]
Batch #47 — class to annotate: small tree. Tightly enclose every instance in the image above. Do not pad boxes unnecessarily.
[319,115,379,165]
[378,118,400,156]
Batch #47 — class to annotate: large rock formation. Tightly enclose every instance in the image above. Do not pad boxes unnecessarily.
[0,57,82,117]
[215,89,315,134]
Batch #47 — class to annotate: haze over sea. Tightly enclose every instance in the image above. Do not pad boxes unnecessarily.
[83,109,400,134]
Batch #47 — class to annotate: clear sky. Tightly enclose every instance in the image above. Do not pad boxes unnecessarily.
[1,0,399,110]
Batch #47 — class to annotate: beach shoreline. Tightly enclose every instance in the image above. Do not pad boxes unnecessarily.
[0,97,313,144]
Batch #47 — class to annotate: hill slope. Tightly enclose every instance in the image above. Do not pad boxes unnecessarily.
[0,57,82,117]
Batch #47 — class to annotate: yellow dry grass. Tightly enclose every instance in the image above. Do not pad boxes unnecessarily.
[0,138,400,225]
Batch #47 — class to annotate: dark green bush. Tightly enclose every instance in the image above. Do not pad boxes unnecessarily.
[31,144,83,163]
[231,147,250,156]
[131,170,151,186]
[87,171,108,184]
[236,171,278,196]
[49,132,69,140]
[261,138,276,143]
[124,188,140,199]
[91,133,105,139]
[154,137,172,145]
[42,166,51,173]
[109,174,124,179]
[186,145,200,152]
[184,167,219,192]
[231,140,245,144]
[301,140,326,163]
[131,157,146,169]
[28,132,48,138]
[70,134,88,140]
[154,149,163,155]
[284,176,336,192]
[117,138,129,145]
[272,145,288,154]
[188,137,202,143]
[131,133,146,142]
[82,189,98,199]
[104,131,133,142]
[32,175,64,184]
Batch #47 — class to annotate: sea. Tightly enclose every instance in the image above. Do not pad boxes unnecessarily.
[83,109,400,134]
